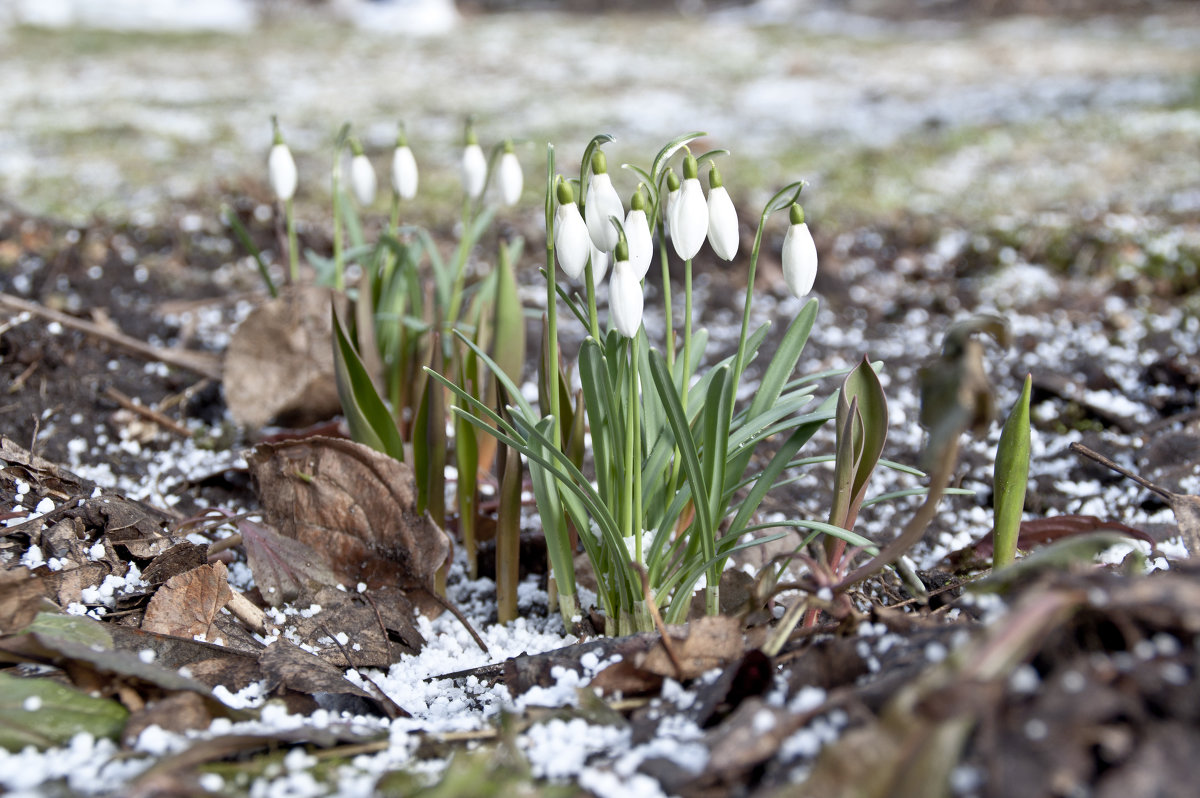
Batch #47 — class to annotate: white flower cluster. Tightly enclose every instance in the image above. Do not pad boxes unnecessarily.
[552,145,819,339]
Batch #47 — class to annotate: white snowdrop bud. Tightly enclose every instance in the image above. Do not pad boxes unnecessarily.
[625,186,653,280]
[553,178,590,281]
[584,150,623,253]
[706,165,738,261]
[497,141,523,207]
[390,127,418,200]
[349,140,376,206]
[782,203,818,298]
[609,241,643,339]
[461,123,486,200]
[671,153,707,261]
[268,118,297,202]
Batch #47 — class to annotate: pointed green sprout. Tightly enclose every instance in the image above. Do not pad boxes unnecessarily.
[993,374,1033,569]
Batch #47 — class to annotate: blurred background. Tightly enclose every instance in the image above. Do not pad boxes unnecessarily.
[0,0,1197,243]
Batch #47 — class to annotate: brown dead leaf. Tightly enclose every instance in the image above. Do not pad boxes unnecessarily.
[142,542,208,586]
[258,640,386,711]
[247,437,450,596]
[235,516,338,608]
[288,585,424,668]
[223,285,345,428]
[142,562,232,641]
[0,568,58,633]
[639,615,746,680]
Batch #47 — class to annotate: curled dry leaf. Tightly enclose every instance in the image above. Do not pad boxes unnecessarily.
[222,285,345,429]
[235,516,338,609]
[247,437,451,598]
[142,561,232,641]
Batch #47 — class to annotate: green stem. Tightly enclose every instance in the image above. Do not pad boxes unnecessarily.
[544,147,562,451]
[731,205,772,402]
[681,257,694,415]
[285,198,298,284]
[630,334,643,566]
[445,195,473,332]
[584,258,601,342]
[332,165,345,293]
[657,225,675,369]
[622,337,636,547]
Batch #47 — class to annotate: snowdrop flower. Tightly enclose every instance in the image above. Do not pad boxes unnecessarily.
[584,150,623,253]
[461,122,487,200]
[268,117,297,202]
[663,169,681,239]
[553,178,590,281]
[782,203,818,298]
[625,185,653,279]
[497,140,523,207]
[671,153,707,261]
[706,164,738,261]
[609,239,643,339]
[590,243,610,289]
[390,126,418,200]
[348,139,377,206]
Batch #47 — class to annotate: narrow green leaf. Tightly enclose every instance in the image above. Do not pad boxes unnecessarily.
[492,241,526,392]
[222,206,275,298]
[992,374,1033,568]
[332,304,405,461]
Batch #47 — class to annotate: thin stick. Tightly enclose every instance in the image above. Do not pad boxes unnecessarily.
[0,293,221,379]
[637,564,683,680]
[102,386,192,439]
[1069,441,1173,500]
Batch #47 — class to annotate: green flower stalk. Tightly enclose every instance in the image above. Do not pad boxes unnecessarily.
[268,117,299,283]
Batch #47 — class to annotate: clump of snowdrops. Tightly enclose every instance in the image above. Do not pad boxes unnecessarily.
[440,133,901,634]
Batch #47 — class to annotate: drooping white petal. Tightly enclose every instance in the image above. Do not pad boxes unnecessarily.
[590,244,610,289]
[554,202,590,281]
[350,153,377,206]
[782,222,819,298]
[497,151,523,207]
[665,186,681,240]
[584,173,623,252]
[625,208,653,280]
[707,185,739,261]
[609,259,644,339]
[391,145,418,200]
[268,143,297,202]
[671,178,707,261]
[461,143,487,199]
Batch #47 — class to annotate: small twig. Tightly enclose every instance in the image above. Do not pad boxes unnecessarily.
[103,386,193,439]
[226,589,268,636]
[1069,441,1173,500]
[0,292,222,379]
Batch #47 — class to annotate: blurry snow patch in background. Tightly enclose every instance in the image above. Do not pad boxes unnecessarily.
[331,0,459,36]
[0,0,459,35]
[0,0,258,31]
